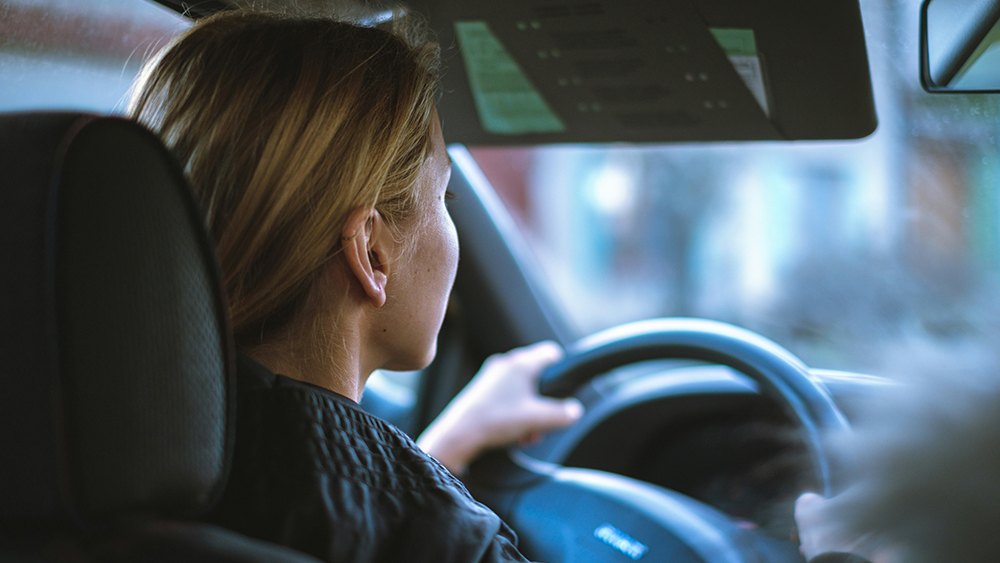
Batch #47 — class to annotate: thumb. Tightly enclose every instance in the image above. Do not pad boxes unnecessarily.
[795,492,826,517]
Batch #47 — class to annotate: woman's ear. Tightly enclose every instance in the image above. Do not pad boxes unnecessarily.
[342,207,391,308]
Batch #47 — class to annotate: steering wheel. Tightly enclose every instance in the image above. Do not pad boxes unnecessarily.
[466,318,850,562]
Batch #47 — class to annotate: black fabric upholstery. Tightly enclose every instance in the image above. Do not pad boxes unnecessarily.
[0,112,78,529]
[0,112,234,530]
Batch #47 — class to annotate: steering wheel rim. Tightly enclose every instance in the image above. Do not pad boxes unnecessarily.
[538,317,849,496]
[467,318,850,562]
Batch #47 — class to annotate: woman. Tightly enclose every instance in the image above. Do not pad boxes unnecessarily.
[130,10,581,561]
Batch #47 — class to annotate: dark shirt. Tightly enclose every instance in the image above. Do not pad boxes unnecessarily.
[210,355,529,563]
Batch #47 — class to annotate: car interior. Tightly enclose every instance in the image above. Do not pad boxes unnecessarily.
[2,0,999,561]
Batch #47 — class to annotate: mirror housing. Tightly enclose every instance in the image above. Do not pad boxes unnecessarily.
[921,0,1000,92]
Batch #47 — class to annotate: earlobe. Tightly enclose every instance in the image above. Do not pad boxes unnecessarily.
[342,207,390,308]
[372,269,388,306]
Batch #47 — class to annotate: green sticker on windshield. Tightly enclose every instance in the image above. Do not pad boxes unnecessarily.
[709,27,769,116]
[455,21,565,135]
[709,28,759,57]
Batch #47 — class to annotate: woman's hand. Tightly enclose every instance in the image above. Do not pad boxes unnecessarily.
[797,492,851,561]
[796,492,891,563]
[417,341,584,475]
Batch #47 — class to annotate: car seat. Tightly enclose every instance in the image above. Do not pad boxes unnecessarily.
[0,112,317,562]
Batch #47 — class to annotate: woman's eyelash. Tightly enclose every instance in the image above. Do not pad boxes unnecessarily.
[444,191,456,201]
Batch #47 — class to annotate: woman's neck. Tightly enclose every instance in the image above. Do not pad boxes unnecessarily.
[246,323,368,402]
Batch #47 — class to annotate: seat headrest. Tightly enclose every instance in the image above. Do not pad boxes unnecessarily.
[0,112,234,531]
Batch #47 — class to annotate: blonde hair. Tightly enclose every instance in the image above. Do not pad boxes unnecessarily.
[130,10,440,346]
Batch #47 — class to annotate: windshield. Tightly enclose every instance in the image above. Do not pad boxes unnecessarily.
[6,0,999,378]
[470,1,1000,374]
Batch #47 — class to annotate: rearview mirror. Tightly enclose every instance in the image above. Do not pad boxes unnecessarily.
[921,0,1000,92]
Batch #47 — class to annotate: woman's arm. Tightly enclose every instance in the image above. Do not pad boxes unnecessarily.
[417,341,584,475]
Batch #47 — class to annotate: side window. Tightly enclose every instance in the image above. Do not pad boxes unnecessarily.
[0,0,188,113]
[363,369,421,430]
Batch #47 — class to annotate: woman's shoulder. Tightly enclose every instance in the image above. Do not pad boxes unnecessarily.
[216,355,527,562]
[235,353,461,490]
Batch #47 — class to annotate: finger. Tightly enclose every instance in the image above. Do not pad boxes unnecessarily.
[513,341,564,379]
[517,340,563,363]
[795,492,825,517]
[523,397,584,432]
[519,431,543,445]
